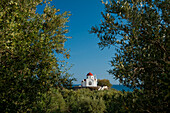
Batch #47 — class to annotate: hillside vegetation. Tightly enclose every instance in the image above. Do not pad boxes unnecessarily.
[34,88,144,113]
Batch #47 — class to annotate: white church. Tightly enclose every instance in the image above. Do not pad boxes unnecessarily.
[81,72,97,87]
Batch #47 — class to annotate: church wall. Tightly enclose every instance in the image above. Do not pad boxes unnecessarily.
[81,73,98,87]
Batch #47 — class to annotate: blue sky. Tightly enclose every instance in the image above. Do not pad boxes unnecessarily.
[37,0,119,84]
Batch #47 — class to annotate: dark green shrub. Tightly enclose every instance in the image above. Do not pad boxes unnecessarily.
[77,97,106,113]
[33,88,67,113]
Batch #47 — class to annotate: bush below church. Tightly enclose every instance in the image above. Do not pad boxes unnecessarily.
[33,87,167,113]
[33,88,129,113]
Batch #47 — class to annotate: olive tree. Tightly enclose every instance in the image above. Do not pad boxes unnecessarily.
[91,0,169,112]
[0,0,73,112]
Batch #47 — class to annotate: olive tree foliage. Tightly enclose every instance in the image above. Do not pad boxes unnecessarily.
[90,0,169,112]
[97,79,112,88]
[0,0,73,112]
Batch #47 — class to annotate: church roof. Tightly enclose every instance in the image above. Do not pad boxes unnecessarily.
[87,72,93,76]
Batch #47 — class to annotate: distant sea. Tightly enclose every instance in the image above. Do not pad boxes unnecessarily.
[73,84,133,92]
[111,85,133,91]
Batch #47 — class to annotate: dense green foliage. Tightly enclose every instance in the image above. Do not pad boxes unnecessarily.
[97,79,112,88]
[33,88,121,113]
[35,88,161,113]
[91,0,169,112]
[0,0,74,112]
